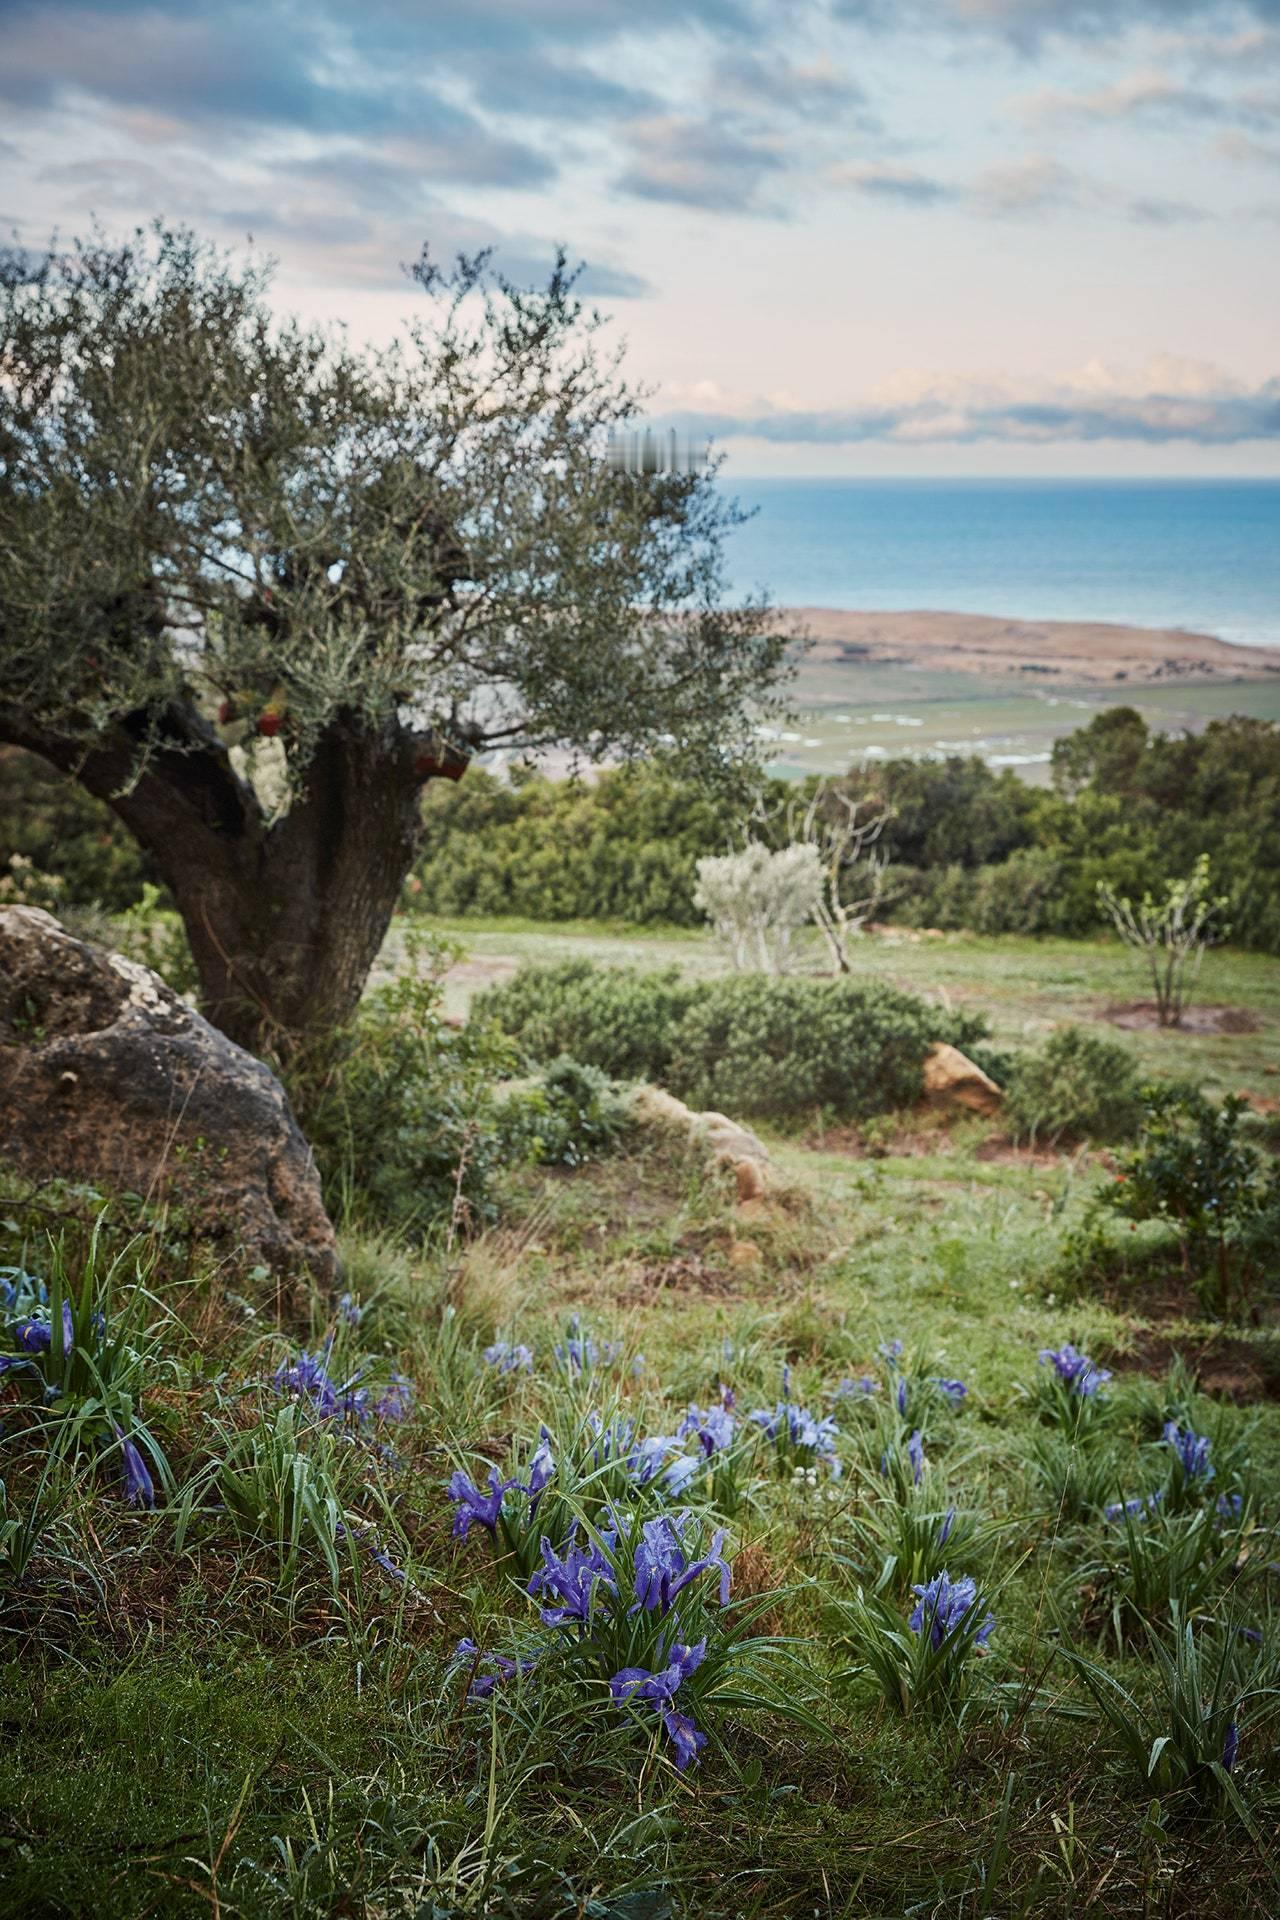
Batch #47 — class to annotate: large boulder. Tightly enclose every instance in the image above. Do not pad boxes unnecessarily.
[0,907,337,1279]
[921,1042,1003,1118]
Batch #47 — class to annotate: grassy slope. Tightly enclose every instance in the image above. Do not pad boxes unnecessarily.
[3,923,1280,1918]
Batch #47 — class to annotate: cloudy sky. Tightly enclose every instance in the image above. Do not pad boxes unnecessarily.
[2,0,1278,475]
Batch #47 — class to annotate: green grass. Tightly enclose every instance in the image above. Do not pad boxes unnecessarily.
[3,1096,1280,1917]
[4,918,1280,1918]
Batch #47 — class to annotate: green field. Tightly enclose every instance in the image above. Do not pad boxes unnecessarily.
[764,664,1280,782]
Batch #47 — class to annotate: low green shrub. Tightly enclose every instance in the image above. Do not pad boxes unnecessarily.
[1004,1026,1144,1146]
[299,949,519,1237]
[501,1056,633,1169]
[477,961,992,1122]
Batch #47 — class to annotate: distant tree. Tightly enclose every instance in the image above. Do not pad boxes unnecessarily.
[0,227,789,1059]
[694,843,822,973]
[1051,707,1149,799]
[769,780,894,971]
[1098,855,1229,1028]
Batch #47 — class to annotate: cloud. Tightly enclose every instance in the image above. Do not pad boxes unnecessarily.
[657,362,1280,445]
[834,1,1280,50]
[1021,68,1278,129]
[832,162,956,203]
[834,151,1205,220]
[615,116,787,212]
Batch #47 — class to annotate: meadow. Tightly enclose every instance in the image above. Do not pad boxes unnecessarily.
[3,911,1279,1920]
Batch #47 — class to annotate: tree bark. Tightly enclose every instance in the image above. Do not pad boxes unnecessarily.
[0,705,449,1063]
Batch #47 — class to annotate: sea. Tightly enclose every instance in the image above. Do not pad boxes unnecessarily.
[722,479,1280,651]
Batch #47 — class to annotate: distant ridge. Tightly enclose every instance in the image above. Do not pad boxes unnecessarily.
[785,608,1280,688]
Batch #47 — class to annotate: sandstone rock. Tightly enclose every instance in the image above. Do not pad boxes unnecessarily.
[0,907,337,1279]
[921,1042,1003,1118]
[626,1084,775,1200]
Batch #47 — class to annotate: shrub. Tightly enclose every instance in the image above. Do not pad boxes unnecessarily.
[478,962,990,1122]
[503,1056,633,1169]
[300,948,520,1237]
[472,961,700,1083]
[1103,1089,1274,1316]
[1004,1026,1144,1146]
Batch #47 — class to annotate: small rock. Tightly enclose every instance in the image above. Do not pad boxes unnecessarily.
[921,1042,1003,1117]
[727,1239,763,1272]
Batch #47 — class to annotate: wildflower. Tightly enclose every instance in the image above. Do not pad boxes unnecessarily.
[750,1401,840,1473]
[880,1339,904,1363]
[1164,1422,1214,1482]
[909,1571,994,1651]
[15,1300,75,1354]
[662,1452,701,1499]
[1038,1344,1111,1397]
[633,1512,731,1614]
[1222,1723,1240,1773]
[528,1533,616,1626]
[938,1508,955,1546]
[908,1429,925,1486]
[679,1401,735,1456]
[483,1341,534,1374]
[896,1377,909,1417]
[554,1316,621,1375]
[631,1354,646,1377]
[934,1379,967,1407]
[609,1638,708,1770]
[523,1438,555,1504]
[453,1637,538,1699]
[273,1346,341,1419]
[834,1376,879,1399]
[1103,1491,1163,1524]
[374,1371,414,1423]
[114,1425,156,1510]
[337,1293,362,1327]
[446,1466,512,1539]
[1216,1491,1243,1524]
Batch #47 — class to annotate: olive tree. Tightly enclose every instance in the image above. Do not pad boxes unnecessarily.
[0,228,789,1058]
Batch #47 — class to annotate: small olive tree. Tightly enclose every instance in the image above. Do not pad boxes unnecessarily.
[694,843,822,973]
[1098,855,1229,1028]
[0,227,789,1059]
[776,780,894,971]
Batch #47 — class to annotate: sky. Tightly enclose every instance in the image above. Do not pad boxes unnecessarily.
[2,0,1278,477]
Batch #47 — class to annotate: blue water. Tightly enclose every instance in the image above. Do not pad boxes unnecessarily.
[722,480,1280,650]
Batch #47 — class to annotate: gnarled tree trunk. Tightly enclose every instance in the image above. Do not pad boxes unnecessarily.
[0,705,460,1062]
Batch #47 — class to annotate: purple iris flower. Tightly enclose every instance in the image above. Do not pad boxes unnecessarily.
[1216,1492,1243,1523]
[453,1637,538,1698]
[446,1466,512,1539]
[338,1293,362,1327]
[554,1316,621,1375]
[374,1372,414,1423]
[908,1429,925,1486]
[662,1709,707,1771]
[483,1341,534,1374]
[938,1508,955,1546]
[528,1533,617,1626]
[896,1378,909,1417]
[880,1339,904,1363]
[609,1639,708,1770]
[1163,1422,1214,1482]
[679,1402,735,1457]
[15,1300,75,1354]
[114,1425,156,1510]
[1222,1723,1240,1773]
[834,1376,879,1399]
[523,1439,555,1503]
[750,1401,840,1471]
[273,1346,341,1419]
[1103,1491,1163,1524]
[934,1379,967,1407]
[909,1571,994,1651]
[1038,1345,1111,1397]
[632,1513,731,1615]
